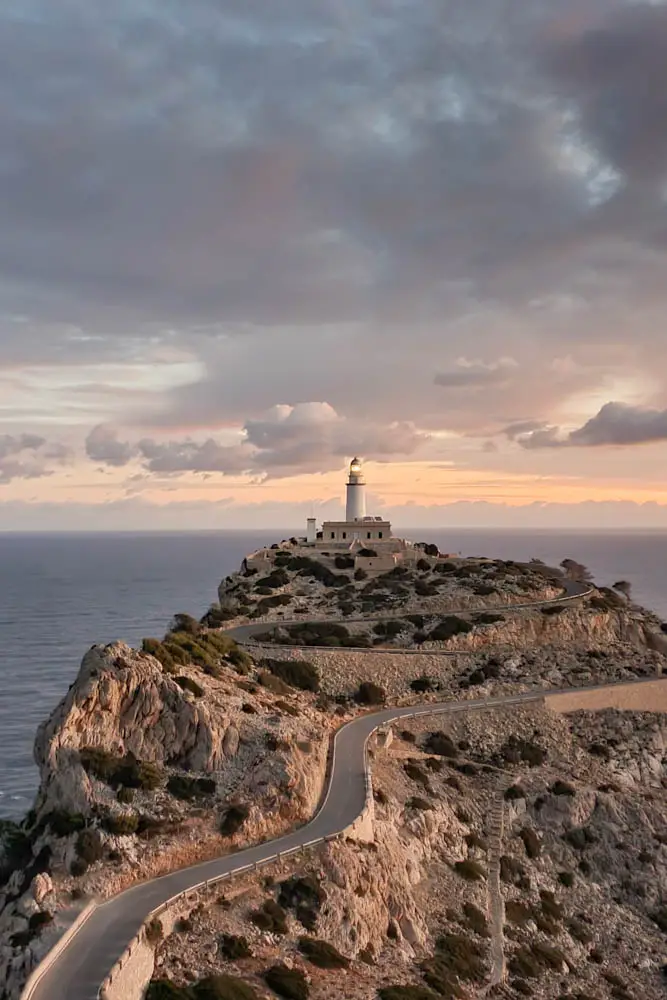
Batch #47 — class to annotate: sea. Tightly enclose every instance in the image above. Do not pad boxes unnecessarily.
[1,528,666,820]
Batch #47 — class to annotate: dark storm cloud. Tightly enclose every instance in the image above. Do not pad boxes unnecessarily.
[514,403,667,449]
[85,425,136,467]
[545,3,667,183]
[0,0,625,348]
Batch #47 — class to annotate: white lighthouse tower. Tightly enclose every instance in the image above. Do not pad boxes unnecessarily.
[346,457,366,521]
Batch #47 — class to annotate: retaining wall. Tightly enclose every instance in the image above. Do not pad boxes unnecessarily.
[545,677,667,715]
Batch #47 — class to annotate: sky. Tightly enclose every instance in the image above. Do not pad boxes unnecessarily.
[2,0,667,531]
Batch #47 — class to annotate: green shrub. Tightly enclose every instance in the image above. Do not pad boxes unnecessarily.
[462,903,489,937]
[354,568,368,581]
[551,780,576,796]
[167,774,216,801]
[103,813,139,836]
[410,676,435,693]
[278,875,325,930]
[146,918,164,944]
[142,638,177,673]
[501,736,546,767]
[474,612,505,625]
[505,900,533,924]
[429,617,472,642]
[404,762,430,787]
[354,682,386,705]
[541,605,566,616]
[258,671,292,695]
[227,648,253,673]
[146,981,192,1000]
[520,827,541,859]
[250,899,288,934]
[264,964,309,1000]
[220,804,249,837]
[298,936,349,969]
[28,911,53,934]
[70,858,88,877]
[45,811,86,837]
[429,932,485,981]
[193,975,258,1000]
[558,871,575,887]
[424,732,457,758]
[76,829,104,865]
[117,786,135,805]
[407,797,433,811]
[219,934,252,960]
[262,659,320,692]
[169,613,200,635]
[453,860,485,882]
[504,784,525,801]
[175,676,205,697]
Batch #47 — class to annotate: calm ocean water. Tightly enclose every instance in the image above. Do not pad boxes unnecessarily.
[1,528,666,819]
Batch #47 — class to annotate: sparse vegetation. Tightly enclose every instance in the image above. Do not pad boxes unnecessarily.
[219,934,252,960]
[261,659,320,692]
[167,774,216,801]
[453,859,486,882]
[264,964,309,1000]
[298,936,350,969]
[354,681,386,705]
[220,804,249,837]
[250,899,288,934]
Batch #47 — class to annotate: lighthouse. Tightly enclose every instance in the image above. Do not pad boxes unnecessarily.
[346,457,366,521]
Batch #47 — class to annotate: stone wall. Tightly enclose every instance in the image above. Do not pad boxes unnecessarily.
[545,678,667,715]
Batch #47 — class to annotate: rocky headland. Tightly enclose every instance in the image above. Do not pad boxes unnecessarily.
[2,541,667,1000]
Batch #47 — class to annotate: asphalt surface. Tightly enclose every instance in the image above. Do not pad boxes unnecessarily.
[29,579,594,999]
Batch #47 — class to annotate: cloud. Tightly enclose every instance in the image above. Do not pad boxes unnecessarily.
[514,402,667,449]
[85,425,135,467]
[89,403,429,479]
[434,357,518,389]
[0,433,69,483]
[569,402,667,447]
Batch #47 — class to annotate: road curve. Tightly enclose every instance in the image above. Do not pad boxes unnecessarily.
[28,580,594,1000]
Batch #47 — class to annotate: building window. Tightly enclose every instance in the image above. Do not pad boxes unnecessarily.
[342,531,347,539]
[378,531,383,539]
[330,532,335,539]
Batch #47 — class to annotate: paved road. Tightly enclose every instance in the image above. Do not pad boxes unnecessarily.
[28,579,595,999]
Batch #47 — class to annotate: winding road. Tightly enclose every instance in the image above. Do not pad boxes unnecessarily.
[26,579,606,1000]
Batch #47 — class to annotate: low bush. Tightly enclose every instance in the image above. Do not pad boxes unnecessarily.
[504,784,525,801]
[250,899,288,934]
[219,934,252,960]
[558,871,575,887]
[500,736,546,767]
[146,980,192,999]
[541,605,566,616]
[298,936,349,969]
[227,648,253,673]
[146,918,163,945]
[453,859,486,882]
[258,671,292,695]
[354,682,386,706]
[220,804,249,837]
[167,774,216,801]
[262,659,320,692]
[175,676,205,698]
[462,903,489,937]
[334,555,355,569]
[424,732,457,758]
[404,762,430,788]
[505,900,533,924]
[474,612,505,625]
[410,676,435,693]
[45,810,86,837]
[551,780,576,796]
[429,617,473,642]
[102,813,139,836]
[407,797,433,812]
[193,974,259,999]
[264,965,309,1000]
[278,875,325,930]
[354,568,368,581]
[519,827,541,859]
[76,829,104,865]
